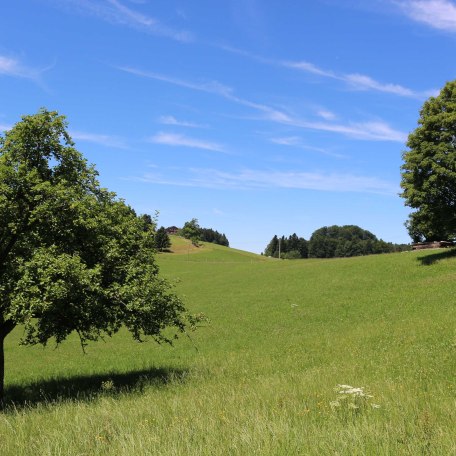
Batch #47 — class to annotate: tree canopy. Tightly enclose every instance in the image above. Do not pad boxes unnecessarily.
[0,109,189,402]
[400,80,456,242]
[180,219,229,247]
[264,234,308,259]
[264,226,409,259]
[181,218,202,246]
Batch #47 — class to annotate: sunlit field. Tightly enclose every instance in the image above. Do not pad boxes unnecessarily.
[1,238,455,455]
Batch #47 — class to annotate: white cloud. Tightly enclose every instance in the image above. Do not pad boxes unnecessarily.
[344,73,417,97]
[136,167,398,195]
[118,66,233,96]
[398,0,456,31]
[0,55,42,80]
[287,119,408,142]
[149,132,224,152]
[285,59,432,99]
[284,60,336,78]
[270,136,301,146]
[317,109,337,120]
[158,115,207,128]
[121,67,407,142]
[59,0,193,42]
[269,136,347,158]
[71,130,129,148]
[223,45,434,99]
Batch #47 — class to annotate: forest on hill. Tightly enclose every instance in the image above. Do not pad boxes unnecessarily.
[264,225,410,259]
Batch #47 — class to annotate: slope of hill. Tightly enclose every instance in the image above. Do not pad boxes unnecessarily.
[159,235,268,263]
[2,248,455,455]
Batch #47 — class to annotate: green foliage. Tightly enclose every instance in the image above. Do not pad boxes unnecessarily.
[308,225,409,258]
[180,219,229,247]
[264,235,279,257]
[154,226,171,251]
[265,227,409,259]
[181,218,202,246]
[400,80,456,242]
[200,228,229,247]
[264,233,308,258]
[0,109,188,400]
[139,213,154,232]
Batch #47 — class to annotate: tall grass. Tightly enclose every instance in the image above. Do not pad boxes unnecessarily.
[1,244,455,455]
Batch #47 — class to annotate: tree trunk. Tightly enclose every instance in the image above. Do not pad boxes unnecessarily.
[0,320,15,408]
[0,335,4,408]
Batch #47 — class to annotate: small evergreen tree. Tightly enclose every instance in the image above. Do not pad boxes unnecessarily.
[264,235,279,257]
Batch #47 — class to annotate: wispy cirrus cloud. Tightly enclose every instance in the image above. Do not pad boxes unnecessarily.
[0,55,45,81]
[118,66,233,96]
[317,109,337,120]
[71,130,129,149]
[57,0,193,42]
[220,44,435,99]
[285,60,335,78]
[269,136,347,158]
[119,67,407,142]
[158,115,207,128]
[135,166,398,195]
[283,60,435,98]
[281,118,407,142]
[149,132,224,152]
[396,0,456,32]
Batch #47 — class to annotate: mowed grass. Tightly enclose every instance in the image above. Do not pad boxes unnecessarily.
[1,242,456,455]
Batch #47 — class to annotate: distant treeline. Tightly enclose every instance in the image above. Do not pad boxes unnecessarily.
[264,225,410,259]
[199,228,229,247]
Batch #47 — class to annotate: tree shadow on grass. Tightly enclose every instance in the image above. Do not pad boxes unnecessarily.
[417,248,456,266]
[2,366,187,411]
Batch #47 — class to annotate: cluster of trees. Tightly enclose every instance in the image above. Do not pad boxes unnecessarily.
[264,225,410,259]
[264,234,308,259]
[200,228,229,247]
[181,218,229,247]
[0,110,193,403]
[307,226,409,258]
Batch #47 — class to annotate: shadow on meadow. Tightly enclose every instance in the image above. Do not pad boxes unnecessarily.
[2,367,187,411]
[417,248,456,266]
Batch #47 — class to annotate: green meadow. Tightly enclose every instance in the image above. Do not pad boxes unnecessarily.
[1,237,455,455]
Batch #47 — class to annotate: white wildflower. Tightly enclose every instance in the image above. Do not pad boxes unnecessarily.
[330,384,380,414]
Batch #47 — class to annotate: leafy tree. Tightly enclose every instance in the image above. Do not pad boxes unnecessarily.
[400,80,456,242]
[308,225,406,258]
[181,218,202,246]
[154,226,171,251]
[0,109,189,404]
[281,250,302,259]
[265,226,407,260]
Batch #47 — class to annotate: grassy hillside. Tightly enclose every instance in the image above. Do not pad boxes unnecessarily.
[160,235,268,262]
[1,244,455,455]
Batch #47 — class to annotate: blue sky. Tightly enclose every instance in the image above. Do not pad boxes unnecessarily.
[1,0,455,253]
